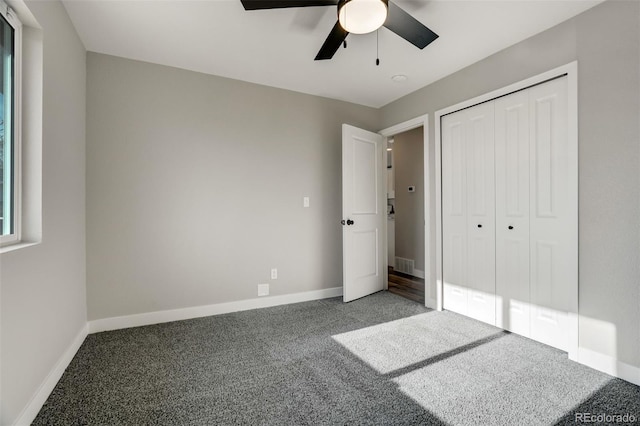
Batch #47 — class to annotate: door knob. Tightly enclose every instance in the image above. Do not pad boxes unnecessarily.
[347,219,355,225]
[508,225,514,230]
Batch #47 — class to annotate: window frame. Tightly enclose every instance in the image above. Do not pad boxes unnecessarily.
[0,1,22,247]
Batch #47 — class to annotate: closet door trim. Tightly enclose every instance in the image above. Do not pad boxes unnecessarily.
[434,61,578,360]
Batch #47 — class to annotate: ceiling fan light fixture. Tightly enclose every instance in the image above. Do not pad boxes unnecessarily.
[338,0,388,35]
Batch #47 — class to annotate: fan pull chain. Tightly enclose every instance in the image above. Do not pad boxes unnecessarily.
[376,30,380,66]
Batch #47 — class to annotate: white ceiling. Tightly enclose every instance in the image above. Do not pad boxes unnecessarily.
[62,0,602,108]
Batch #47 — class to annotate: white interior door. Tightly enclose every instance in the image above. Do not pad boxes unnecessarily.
[442,111,468,315]
[528,77,572,351]
[465,103,496,325]
[495,89,531,336]
[342,124,386,302]
[442,102,496,324]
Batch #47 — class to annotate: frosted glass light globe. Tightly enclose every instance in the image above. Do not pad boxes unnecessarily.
[338,0,388,35]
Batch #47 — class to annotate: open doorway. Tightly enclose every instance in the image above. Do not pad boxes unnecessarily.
[386,126,425,304]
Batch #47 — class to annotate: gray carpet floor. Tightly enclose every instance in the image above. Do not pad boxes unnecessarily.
[34,292,640,425]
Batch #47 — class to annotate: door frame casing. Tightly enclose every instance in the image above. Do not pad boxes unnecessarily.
[434,61,579,360]
[378,114,433,308]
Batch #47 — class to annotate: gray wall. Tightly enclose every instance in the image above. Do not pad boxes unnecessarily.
[379,0,640,368]
[392,127,424,272]
[86,53,380,320]
[0,1,87,424]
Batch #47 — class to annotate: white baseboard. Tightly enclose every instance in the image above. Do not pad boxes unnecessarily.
[13,324,88,426]
[89,286,343,334]
[413,268,425,279]
[577,347,640,386]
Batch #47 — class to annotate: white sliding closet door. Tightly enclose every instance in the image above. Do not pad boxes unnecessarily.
[466,103,496,325]
[528,77,572,351]
[441,76,575,352]
[442,112,467,316]
[442,102,496,325]
[495,89,531,336]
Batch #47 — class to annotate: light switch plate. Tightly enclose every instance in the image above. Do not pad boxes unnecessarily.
[303,197,310,208]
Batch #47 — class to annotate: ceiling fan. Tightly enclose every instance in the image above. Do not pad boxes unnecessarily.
[240,0,439,61]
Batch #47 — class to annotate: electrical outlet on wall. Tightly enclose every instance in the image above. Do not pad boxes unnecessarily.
[271,268,278,280]
[258,283,269,297]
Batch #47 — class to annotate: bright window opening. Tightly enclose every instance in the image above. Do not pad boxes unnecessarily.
[0,3,20,247]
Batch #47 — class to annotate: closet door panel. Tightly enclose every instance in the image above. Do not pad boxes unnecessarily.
[442,113,468,315]
[495,90,531,336]
[529,77,571,351]
[465,103,496,325]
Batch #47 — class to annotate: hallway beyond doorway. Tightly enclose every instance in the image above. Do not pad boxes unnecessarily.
[388,266,425,304]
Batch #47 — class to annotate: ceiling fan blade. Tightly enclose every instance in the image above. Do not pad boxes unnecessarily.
[383,1,438,49]
[315,21,348,60]
[241,0,338,10]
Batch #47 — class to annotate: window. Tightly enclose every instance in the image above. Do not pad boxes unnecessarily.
[0,2,20,247]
